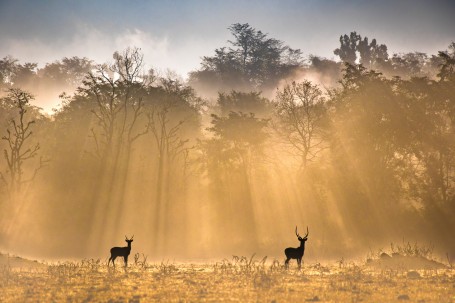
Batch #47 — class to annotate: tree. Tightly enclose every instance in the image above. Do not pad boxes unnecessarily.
[80,47,148,160]
[202,111,269,249]
[148,78,200,206]
[334,32,388,68]
[0,56,38,92]
[0,89,45,200]
[74,48,150,252]
[0,56,19,88]
[189,23,302,95]
[334,32,360,65]
[146,77,202,254]
[274,80,327,170]
[380,52,429,78]
[409,49,455,205]
[217,90,271,117]
[437,43,455,81]
[328,63,415,240]
[39,57,94,88]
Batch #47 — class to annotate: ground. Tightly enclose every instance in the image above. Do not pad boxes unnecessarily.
[0,254,454,302]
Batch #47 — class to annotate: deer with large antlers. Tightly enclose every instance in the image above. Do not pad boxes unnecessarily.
[108,235,134,267]
[284,226,309,269]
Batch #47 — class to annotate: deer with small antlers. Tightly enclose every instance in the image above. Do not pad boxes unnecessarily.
[108,235,134,267]
[284,226,309,269]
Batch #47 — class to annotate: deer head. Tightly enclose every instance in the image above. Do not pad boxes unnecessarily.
[296,226,309,243]
[125,235,134,245]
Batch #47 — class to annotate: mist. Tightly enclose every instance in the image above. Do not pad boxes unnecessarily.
[0,22,454,264]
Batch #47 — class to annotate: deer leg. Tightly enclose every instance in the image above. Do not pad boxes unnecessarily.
[124,256,128,267]
[297,258,302,270]
[112,256,117,267]
[285,258,290,269]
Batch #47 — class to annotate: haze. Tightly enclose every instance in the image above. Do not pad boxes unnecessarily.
[0,0,454,265]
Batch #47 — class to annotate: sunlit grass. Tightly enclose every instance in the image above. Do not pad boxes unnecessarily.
[1,253,453,303]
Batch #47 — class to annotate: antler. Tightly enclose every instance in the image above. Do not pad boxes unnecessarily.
[296,226,309,239]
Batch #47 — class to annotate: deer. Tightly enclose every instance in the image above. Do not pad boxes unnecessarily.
[284,226,309,269]
[108,235,134,267]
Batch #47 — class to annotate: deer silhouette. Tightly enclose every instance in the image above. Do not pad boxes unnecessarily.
[284,226,309,269]
[108,235,134,267]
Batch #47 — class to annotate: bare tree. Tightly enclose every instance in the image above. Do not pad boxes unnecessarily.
[148,78,202,203]
[274,80,327,170]
[148,98,187,204]
[0,88,46,200]
[83,47,149,161]
[80,48,149,251]
[146,77,201,254]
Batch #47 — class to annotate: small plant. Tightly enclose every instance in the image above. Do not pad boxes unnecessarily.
[390,240,434,259]
[47,261,79,278]
[213,258,233,274]
[157,260,178,275]
[133,253,149,269]
[80,258,101,272]
[134,253,140,265]
[342,263,365,282]
[310,262,330,276]
[214,254,268,275]
[269,259,284,273]
[236,254,268,275]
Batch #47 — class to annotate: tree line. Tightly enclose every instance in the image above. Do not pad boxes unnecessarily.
[0,24,454,258]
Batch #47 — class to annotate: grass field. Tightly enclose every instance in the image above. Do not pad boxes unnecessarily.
[0,254,454,302]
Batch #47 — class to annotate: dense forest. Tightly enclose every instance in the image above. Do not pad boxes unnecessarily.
[0,24,454,259]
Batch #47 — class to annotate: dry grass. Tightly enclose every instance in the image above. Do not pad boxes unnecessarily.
[0,254,454,302]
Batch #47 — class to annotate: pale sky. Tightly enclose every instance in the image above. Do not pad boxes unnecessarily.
[0,0,454,78]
